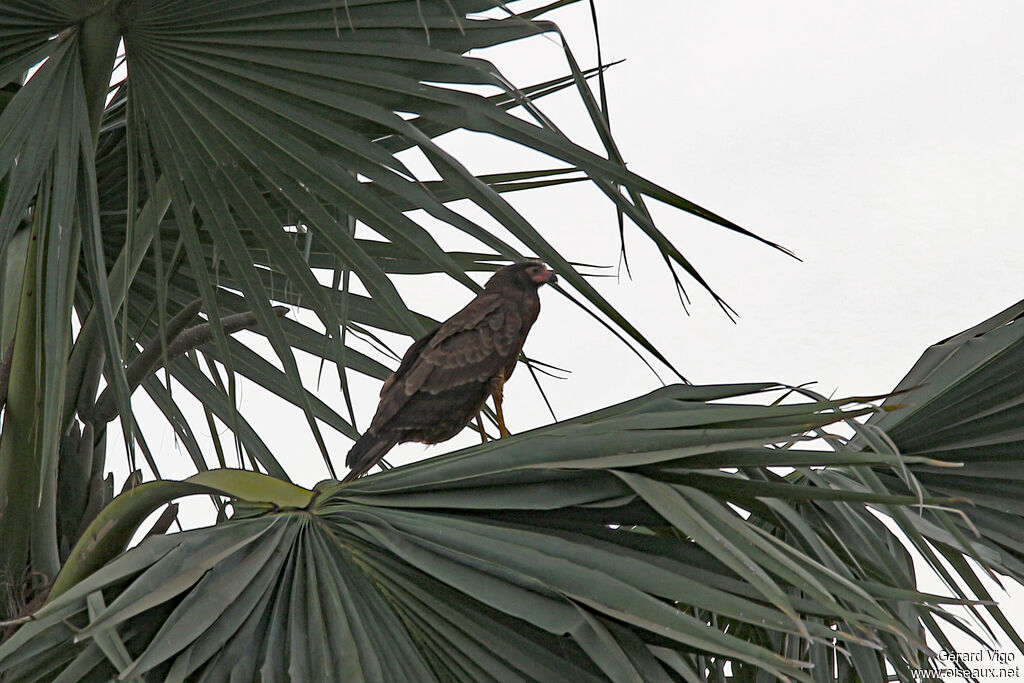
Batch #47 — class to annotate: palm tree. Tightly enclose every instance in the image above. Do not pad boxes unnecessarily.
[1,1,1022,680]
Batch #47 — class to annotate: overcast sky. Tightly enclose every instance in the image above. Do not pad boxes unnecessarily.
[115,0,1024,662]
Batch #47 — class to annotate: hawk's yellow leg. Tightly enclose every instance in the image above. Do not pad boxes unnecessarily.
[492,376,511,438]
[475,413,489,443]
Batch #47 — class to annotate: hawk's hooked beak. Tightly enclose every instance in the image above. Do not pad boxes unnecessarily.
[532,269,557,284]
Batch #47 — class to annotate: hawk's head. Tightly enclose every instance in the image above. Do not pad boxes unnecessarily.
[486,261,557,291]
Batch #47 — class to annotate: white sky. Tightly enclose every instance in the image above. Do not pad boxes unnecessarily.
[112,0,1024,667]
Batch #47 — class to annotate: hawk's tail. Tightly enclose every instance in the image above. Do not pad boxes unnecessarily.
[343,431,401,482]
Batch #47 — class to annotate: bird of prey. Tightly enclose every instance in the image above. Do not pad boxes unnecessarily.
[343,262,557,481]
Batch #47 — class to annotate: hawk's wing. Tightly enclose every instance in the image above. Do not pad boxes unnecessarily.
[368,292,522,432]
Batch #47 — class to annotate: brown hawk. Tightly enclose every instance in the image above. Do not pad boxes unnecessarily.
[343,262,556,480]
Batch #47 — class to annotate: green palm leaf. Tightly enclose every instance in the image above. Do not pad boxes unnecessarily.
[858,297,1024,655]
[0,383,998,682]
